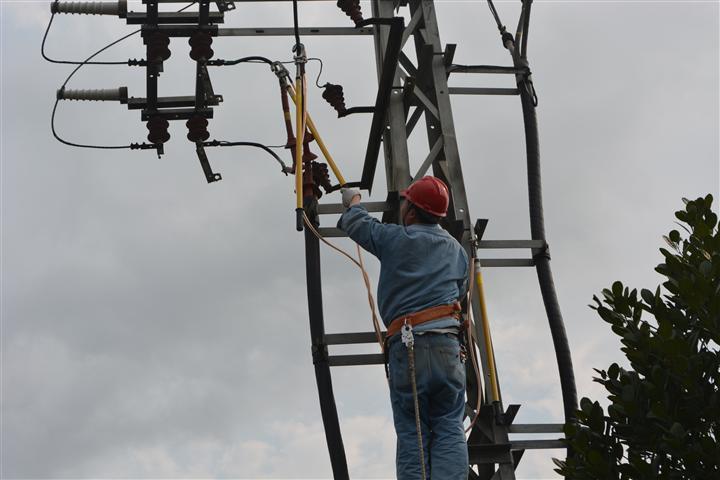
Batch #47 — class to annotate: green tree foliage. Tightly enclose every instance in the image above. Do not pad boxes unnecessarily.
[554,195,719,479]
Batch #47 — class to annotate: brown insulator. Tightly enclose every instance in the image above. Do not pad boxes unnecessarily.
[312,161,332,194]
[189,31,214,61]
[279,85,296,149]
[146,31,170,64]
[302,161,317,199]
[186,115,210,142]
[146,116,170,144]
[336,0,363,26]
[322,83,347,117]
[302,130,318,163]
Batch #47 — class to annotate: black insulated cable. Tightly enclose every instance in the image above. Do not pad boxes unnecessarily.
[308,57,324,88]
[486,0,504,32]
[520,0,533,59]
[51,28,142,149]
[42,12,134,65]
[292,0,301,51]
[203,140,290,174]
[208,55,274,66]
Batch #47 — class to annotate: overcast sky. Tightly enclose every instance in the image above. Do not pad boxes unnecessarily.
[1,1,718,479]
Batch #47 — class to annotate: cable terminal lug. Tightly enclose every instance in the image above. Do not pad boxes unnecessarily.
[292,43,307,65]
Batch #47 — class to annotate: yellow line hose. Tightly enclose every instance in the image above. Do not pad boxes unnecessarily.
[475,259,500,402]
[287,85,346,186]
[294,76,304,209]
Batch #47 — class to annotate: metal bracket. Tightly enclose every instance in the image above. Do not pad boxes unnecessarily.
[474,218,489,242]
[215,0,235,12]
[311,341,329,364]
[195,142,221,183]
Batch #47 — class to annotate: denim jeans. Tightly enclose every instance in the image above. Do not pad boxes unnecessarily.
[388,333,468,480]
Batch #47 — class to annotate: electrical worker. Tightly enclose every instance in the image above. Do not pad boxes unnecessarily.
[339,176,469,479]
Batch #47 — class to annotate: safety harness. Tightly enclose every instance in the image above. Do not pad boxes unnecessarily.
[386,301,463,337]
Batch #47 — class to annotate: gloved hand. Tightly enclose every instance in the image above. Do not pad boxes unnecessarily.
[341,187,361,208]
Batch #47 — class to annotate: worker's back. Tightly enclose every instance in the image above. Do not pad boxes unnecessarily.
[338,205,468,327]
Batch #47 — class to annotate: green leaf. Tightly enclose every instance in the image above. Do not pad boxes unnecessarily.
[670,422,685,438]
[700,260,712,277]
[621,384,635,402]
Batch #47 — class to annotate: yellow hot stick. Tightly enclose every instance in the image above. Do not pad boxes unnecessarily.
[475,259,501,403]
[294,76,304,209]
[287,85,346,186]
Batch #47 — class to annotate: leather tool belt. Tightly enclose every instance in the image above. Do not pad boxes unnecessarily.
[386,301,463,338]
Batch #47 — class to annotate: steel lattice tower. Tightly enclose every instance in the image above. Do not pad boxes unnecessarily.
[48,0,578,477]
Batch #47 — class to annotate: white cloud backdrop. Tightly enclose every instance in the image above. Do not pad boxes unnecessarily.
[2,0,718,478]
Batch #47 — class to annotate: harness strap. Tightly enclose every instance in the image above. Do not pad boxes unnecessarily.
[386,301,462,338]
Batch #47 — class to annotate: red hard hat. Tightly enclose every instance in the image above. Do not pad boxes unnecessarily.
[400,176,450,217]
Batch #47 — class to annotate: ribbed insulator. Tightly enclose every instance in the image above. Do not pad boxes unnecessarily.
[189,32,214,61]
[146,31,171,63]
[186,115,210,142]
[321,83,347,117]
[51,0,126,17]
[312,161,332,192]
[302,146,318,163]
[302,131,318,163]
[57,86,128,102]
[336,0,363,26]
[147,117,170,145]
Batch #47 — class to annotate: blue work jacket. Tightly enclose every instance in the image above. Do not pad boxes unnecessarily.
[338,204,469,332]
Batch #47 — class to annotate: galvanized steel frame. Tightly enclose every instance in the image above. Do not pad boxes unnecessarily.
[176,0,578,478]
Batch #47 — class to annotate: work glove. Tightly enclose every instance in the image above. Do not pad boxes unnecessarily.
[341,187,361,208]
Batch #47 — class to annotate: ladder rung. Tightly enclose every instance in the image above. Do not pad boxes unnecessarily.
[467,442,512,464]
[316,227,347,238]
[448,65,526,75]
[328,353,385,367]
[316,201,391,215]
[508,423,564,434]
[511,439,565,450]
[325,332,385,345]
[477,240,546,249]
[217,27,373,37]
[479,258,534,267]
[448,87,519,96]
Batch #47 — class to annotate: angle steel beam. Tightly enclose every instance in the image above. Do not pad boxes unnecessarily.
[367,0,411,198]
[448,87,519,96]
[316,201,390,215]
[508,424,564,434]
[325,332,383,345]
[405,1,518,477]
[328,354,385,367]
[360,17,405,191]
[217,27,373,36]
